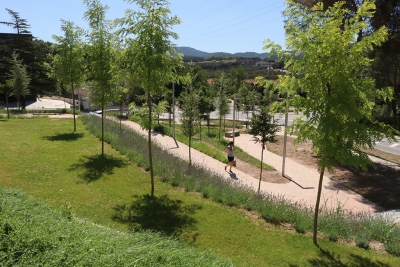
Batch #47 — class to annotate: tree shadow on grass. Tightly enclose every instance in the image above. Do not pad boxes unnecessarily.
[69,154,127,183]
[302,247,391,267]
[42,132,84,141]
[112,194,202,237]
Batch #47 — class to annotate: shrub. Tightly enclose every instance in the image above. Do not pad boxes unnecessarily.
[355,233,370,249]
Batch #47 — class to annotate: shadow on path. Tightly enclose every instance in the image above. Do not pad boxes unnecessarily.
[42,132,84,142]
[69,154,127,183]
[112,194,201,237]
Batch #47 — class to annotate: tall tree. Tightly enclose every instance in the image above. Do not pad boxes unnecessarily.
[52,20,85,132]
[83,0,115,155]
[9,51,30,110]
[265,0,397,246]
[0,8,31,34]
[180,69,202,166]
[117,0,183,197]
[0,9,34,107]
[249,106,280,193]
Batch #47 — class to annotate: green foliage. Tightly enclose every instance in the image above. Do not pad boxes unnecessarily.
[51,20,84,93]
[180,68,202,165]
[214,72,230,140]
[249,106,280,192]
[265,0,398,245]
[355,233,370,249]
[9,51,30,110]
[83,0,115,109]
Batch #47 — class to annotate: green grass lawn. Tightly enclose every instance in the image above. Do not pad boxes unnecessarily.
[0,117,399,266]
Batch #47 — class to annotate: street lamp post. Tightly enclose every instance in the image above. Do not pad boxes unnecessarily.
[172,82,176,139]
[282,100,289,176]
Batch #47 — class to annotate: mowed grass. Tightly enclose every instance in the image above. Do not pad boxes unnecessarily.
[0,117,400,266]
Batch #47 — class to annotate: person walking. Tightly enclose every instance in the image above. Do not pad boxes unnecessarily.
[225,141,234,172]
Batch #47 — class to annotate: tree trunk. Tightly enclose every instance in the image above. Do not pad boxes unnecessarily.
[189,134,192,166]
[147,90,154,197]
[72,86,76,132]
[199,121,202,142]
[6,94,9,119]
[101,107,104,155]
[258,146,264,193]
[313,167,325,246]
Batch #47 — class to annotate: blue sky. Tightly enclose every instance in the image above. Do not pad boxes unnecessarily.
[0,0,287,54]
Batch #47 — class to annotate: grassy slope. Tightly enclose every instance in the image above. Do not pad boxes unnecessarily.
[0,117,399,266]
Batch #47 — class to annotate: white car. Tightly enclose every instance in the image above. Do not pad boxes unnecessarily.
[90,110,102,115]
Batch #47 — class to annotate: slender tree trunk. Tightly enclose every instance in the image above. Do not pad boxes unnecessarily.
[147,90,154,197]
[258,145,264,193]
[72,85,76,132]
[199,121,202,142]
[101,107,104,155]
[219,116,222,141]
[189,134,192,166]
[6,94,9,119]
[207,115,210,136]
[313,167,325,246]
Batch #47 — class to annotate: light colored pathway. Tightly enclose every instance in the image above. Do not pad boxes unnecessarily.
[120,119,385,215]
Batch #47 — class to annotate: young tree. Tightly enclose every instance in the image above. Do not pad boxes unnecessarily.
[83,0,116,155]
[249,106,280,193]
[265,0,397,245]
[9,51,30,110]
[52,20,85,132]
[180,71,202,166]
[117,0,183,196]
[237,83,259,128]
[214,72,230,141]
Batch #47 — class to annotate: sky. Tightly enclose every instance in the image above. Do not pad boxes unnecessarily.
[0,0,287,54]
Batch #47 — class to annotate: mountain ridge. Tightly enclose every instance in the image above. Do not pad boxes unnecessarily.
[176,46,271,59]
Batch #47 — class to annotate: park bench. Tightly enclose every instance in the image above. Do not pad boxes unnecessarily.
[32,108,58,115]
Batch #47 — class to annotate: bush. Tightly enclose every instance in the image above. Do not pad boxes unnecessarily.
[355,233,370,249]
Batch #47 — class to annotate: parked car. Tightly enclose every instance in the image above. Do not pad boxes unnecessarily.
[90,110,102,115]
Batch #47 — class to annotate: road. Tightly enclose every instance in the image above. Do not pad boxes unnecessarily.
[162,106,400,156]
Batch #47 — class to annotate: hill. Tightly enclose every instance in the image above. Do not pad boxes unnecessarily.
[176,46,271,59]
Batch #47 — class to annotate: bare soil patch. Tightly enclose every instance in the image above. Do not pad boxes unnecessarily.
[266,135,400,210]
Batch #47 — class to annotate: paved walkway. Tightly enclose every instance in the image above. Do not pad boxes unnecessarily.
[115,119,400,223]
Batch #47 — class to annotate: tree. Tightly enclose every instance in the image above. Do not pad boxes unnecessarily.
[249,106,280,193]
[0,9,35,108]
[237,83,259,128]
[0,8,31,34]
[9,51,30,110]
[180,70,202,166]
[265,0,397,245]
[83,0,116,155]
[0,80,13,119]
[117,0,183,197]
[52,20,85,132]
[214,72,230,141]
